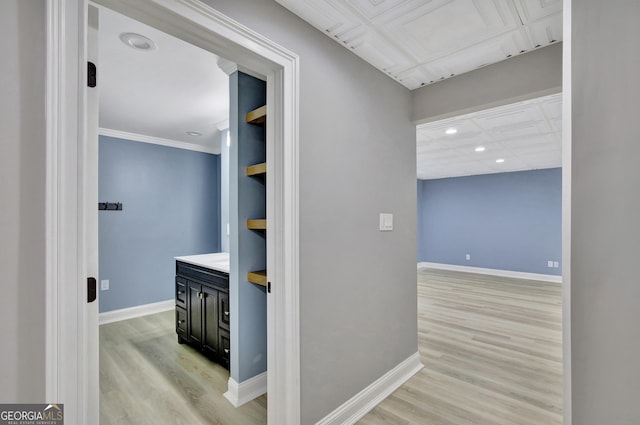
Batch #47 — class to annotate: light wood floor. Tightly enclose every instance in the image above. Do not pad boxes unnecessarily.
[99,310,267,425]
[358,268,563,425]
[101,268,562,425]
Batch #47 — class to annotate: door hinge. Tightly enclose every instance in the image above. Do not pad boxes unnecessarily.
[87,277,97,303]
[88,61,97,87]
[267,281,271,293]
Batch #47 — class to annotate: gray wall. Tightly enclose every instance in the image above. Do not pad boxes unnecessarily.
[418,169,562,275]
[0,0,46,402]
[201,1,417,423]
[412,42,562,124]
[571,1,640,423]
[98,136,221,313]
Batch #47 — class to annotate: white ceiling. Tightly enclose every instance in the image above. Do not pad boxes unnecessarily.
[416,93,562,180]
[276,0,562,90]
[98,6,229,152]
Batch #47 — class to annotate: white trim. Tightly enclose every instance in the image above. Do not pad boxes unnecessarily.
[223,372,268,408]
[315,352,423,425]
[562,0,572,423]
[419,262,563,283]
[217,57,238,75]
[99,300,174,325]
[45,0,61,404]
[215,119,229,131]
[99,127,219,154]
[46,1,88,423]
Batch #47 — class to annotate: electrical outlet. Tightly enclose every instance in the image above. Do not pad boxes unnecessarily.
[465,254,470,260]
[553,261,559,268]
[547,261,553,268]
[101,279,109,291]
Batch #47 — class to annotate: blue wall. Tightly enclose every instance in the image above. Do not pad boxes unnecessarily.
[418,168,562,275]
[99,136,221,313]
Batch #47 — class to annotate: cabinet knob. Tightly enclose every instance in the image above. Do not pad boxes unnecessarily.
[177,320,183,325]
[177,290,184,294]
[224,348,230,354]
[224,311,229,316]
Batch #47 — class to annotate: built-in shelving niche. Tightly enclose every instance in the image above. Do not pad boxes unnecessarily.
[246,104,268,288]
[247,270,267,287]
[246,105,266,125]
[246,162,266,177]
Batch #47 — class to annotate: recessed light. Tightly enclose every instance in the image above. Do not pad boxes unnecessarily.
[445,128,458,135]
[475,146,485,152]
[496,158,505,163]
[119,32,157,51]
[186,131,202,137]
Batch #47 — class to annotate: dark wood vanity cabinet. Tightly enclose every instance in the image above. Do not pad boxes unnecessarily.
[175,261,230,369]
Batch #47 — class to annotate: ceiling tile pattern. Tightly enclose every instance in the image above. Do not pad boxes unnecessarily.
[276,0,562,89]
[416,93,562,179]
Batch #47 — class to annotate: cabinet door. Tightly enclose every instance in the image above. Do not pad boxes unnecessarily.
[175,277,187,308]
[202,285,219,358]
[176,306,187,339]
[219,328,230,370]
[218,291,230,331]
[187,281,202,344]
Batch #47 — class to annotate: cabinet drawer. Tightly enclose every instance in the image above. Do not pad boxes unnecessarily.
[176,306,187,337]
[176,261,229,291]
[219,329,230,370]
[218,292,230,331]
[176,278,186,307]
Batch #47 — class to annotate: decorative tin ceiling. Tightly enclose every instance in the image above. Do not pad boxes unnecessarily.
[276,0,562,89]
[416,93,562,179]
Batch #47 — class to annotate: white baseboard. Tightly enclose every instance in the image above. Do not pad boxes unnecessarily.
[418,262,562,283]
[99,299,174,325]
[315,352,423,425]
[224,371,268,407]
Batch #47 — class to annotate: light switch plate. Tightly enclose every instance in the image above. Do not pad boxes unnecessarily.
[379,213,393,231]
[101,279,109,291]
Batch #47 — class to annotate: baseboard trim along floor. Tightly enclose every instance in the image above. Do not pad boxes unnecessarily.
[418,262,562,283]
[99,299,174,325]
[315,352,424,425]
[223,371,268,407]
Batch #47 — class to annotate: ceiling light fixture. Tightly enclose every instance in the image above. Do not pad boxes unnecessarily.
[186,131,202,137]
[475,146,485,152]
[119,32,157,51]
[496,158,505,163]
[445,128,458,135]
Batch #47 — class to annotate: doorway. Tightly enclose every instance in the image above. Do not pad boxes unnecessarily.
[46,0,300,423]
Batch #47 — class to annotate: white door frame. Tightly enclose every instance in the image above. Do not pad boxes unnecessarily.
[45,1,300,423]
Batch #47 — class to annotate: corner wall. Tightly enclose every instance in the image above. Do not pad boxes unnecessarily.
[201,1,417,423]
[571,1,640,423]
[0,0,46,403]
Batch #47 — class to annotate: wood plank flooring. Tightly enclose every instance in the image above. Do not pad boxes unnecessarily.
[101,268,562,425]
[99,310,267,425]
[358,268,563,425]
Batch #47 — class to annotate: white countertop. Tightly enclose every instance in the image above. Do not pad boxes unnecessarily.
[175,252,230,273]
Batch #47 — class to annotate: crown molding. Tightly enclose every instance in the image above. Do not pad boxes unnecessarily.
[217,57,238,75]
[99,128,219,154]
[216,119,229,131]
